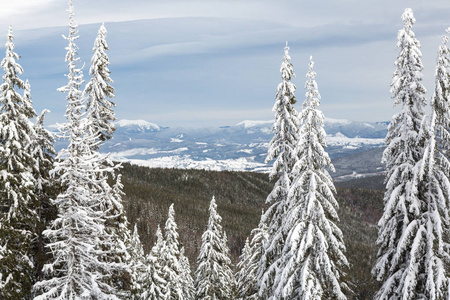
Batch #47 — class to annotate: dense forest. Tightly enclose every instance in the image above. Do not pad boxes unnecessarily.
[118,163,383,299]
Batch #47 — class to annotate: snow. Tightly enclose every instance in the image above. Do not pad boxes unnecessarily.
[323,117,351,125]
[236,120,274,128]
[343,145,358,150]
[119,156,270,172]
[109,147,188,158]
[238,149,253,154]
[170,138,184,143]
[115,119,160,131]
[327,134,384,147]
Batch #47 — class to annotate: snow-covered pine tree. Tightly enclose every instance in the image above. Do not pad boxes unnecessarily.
[160,204,188,300]
[272,56,348,299]
[236,214,268,300]
[80,20,132,297]
[84,22,115,145]
[236,238,251,299]
[0,26,39,300]
[194,197,235,300]
[140,225,169,300]
[259,41,299,299]
[129,223,146,299]
[31,108,57,282]
[179,247,195,300]
[32,1,120,298]
[411,28,450,300]
[372,8,429,300]
[95,172,133,298]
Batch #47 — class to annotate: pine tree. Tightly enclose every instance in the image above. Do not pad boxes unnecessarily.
[259,41,299,299]
[412,29,450,300]
[0,26,39,300]
[32,108,57,282]
[82,21,132,298]
[236,238,251,299]
[194,197,235,300]
[32,2,120,298]
[84,23,116,145]
[130,223,146,299]
[140,225,169,300]
[372,8,429,300]
[272,56,348,299]
[95,172,133,298]
[236,215,268,300]
[179,247,195,300]
[160,204,187,300]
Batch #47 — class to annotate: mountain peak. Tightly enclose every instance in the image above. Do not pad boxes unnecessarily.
[115,119,161,131]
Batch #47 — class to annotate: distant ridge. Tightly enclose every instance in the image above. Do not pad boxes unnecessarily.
[50,118,387,176]
[115,119,161,131]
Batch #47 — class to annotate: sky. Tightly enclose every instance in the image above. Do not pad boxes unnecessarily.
[0,0,450,127]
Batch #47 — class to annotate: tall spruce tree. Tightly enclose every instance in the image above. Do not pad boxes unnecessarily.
[194,197,235,300]
[82,20,132,298]
[160,204,189,300]
[372,8,429,300]
[33,1,120,298]
[413,29,450,299]
[90,167,132,298]
[236,214,268,300]
[259,42,299,299]
[272,56,348,299]
[84,23,116,145]
[236,238,251,299]
[139,225,168,300]
[0,26,39,300]
[179,247,195,300]
[129,223,146,299]
[32,108,57,282]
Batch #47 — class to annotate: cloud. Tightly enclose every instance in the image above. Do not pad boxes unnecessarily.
[1,0,56,16]
[1,1,449,127]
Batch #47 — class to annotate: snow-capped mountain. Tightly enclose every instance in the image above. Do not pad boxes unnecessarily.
[115,119,162,133]
[52,118,387,177]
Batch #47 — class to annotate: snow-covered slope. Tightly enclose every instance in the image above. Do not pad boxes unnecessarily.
[52,119,387,175]
[115,119,161,132]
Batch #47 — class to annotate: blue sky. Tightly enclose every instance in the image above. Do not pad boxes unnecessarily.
[1,0,450,127]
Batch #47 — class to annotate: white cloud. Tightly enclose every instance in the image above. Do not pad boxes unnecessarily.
[2,0,450,127]
[1,0,55,15]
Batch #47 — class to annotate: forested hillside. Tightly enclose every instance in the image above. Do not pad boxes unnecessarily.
[119,163,383,298]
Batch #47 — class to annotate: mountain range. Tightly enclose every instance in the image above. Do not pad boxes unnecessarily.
[52,118,388,179]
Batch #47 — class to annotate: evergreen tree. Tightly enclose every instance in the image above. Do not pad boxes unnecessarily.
[194,197,235,300]
[84,23,116,145]
[160,204,187,300]
[32,108,57,282]
[272,56,348,299]
[372,8,429,300]
[130,223,146,299]
[412,29,450,299]
[32,2,120,298]
[236,215,268,300]
[259,41,299,299]
[236,238,251,299]
[0,26,39,300]
[179,247,195,300]
[140,225,168,300]
[82,20,132,298]
[96,173,133,298]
